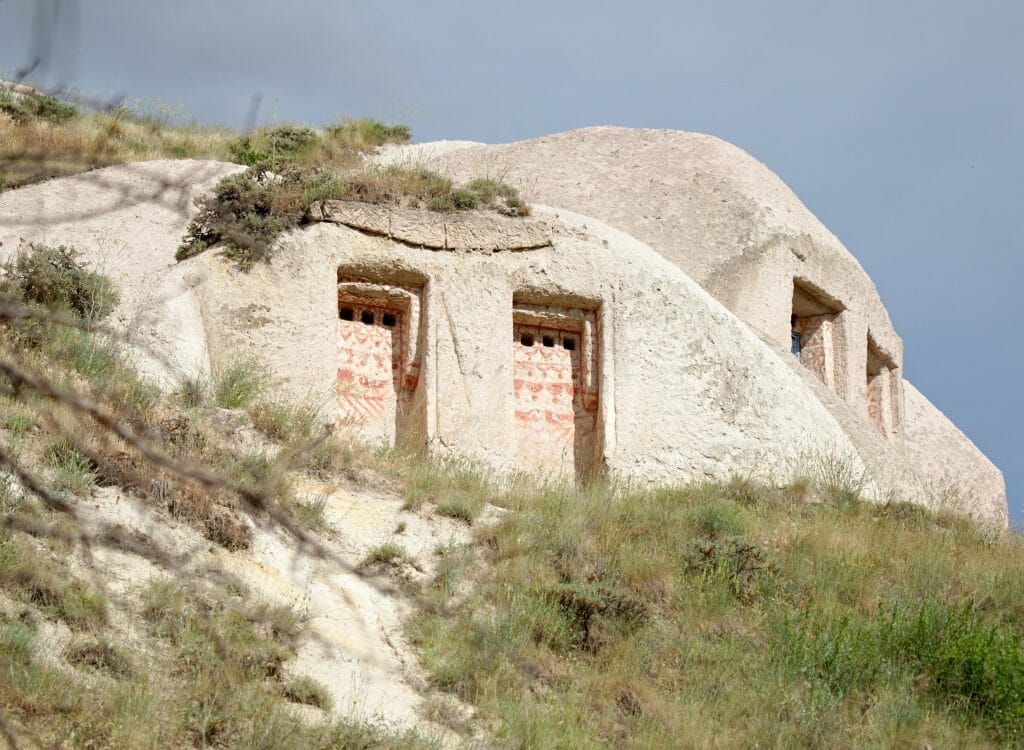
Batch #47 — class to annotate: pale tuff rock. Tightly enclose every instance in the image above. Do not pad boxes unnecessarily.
[0,131,1007,531]
[311,199,553,252]
[902,381,1008,528]
[398,127,1007,525]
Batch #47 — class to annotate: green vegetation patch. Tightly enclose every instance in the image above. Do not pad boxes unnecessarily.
[1,244,118,321]
[0,88,79,125]
[177,165,530,270]
[283,674,334,711]
[411,474,1024,748]
[0,535,107,630]
[228,118,411,172]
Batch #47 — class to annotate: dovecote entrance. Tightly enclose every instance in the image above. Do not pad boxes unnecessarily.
[336,278,423,446]
[512,301,600,479]
[791,280,845,395]
[866,335,900,439]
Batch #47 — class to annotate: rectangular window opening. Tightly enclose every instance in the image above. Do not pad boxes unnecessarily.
[791,281,842,391]
[360,309,375,325]
[542,335,555,347]
[563,337,576,351]
[520,333,535,347]
[382,312,397,328]
[340,307,354,321]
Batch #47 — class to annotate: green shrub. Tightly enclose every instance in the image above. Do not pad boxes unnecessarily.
[465,177,527,215]
[778,608,889,698]
[176,171,291,269]
[212,360,266,409]
[1,244,118,320]
[45,437,98,495]
[452,188,480,210]
[227,125,321,170]
[60,327,118,379]
[3,413,34,437]
[177,164,531,268]
[0,619,37,667]
[684,535,777,601]
[177,168,347,269]
[283,675,333,711]
[691,497,746,538]
[894,601,1024,740]
[325,118,411,148]
[267,125,319,157]
[0,90,79,124]
[427,194,455,212]
[360,542,412,570]
[435,490,483,524]
[64,638,133,677]
[780,599,1024,741]
[227,137,270,167]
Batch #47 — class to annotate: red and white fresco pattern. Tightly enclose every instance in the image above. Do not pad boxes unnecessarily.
[513,325,597,478]
[337,308,401,444]
[794,315,833,386]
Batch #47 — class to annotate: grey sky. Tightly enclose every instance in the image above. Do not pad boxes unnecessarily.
[2,0,1020,523]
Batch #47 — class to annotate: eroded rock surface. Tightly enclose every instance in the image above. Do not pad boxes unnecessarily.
[311,200,553,252]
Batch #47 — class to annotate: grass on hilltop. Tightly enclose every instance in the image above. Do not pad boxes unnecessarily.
[0,85,528,271]
[0,84,411,192]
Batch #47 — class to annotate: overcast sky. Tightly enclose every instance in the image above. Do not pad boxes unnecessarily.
[1,0,1020,523]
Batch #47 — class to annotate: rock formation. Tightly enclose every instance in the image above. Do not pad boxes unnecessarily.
[0,126,1007,526]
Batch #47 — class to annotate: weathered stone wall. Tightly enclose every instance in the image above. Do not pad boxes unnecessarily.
[181,205,888,494]
[410,128,905,437]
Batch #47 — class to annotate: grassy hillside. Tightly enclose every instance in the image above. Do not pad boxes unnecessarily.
[409,476,1024,748]
[0,245,450,747]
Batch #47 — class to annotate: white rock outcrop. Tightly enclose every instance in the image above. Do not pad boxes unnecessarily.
[0,138,1006,524]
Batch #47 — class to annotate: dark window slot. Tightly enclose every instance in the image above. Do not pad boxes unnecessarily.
[520,333,535,347]
[360,310,375,325]
[382,312,397,327]
[542,335,555,347]
[563,337,576,351]
[340,307,354,321]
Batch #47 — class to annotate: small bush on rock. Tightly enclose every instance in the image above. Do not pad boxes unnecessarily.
[325,118,411,149]
[177,167,350,270]
[0,89,79,125]
[1,244,118,320]
[464,177,528,215]
[283,675,333,711]
[176,171,293,269]
[178,164,532,269]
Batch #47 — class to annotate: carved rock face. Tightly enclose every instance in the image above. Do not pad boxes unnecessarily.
[311,200,553,252]
[0,156,1006,526]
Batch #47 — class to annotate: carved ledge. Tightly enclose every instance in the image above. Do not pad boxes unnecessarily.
[309,200,553,252]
